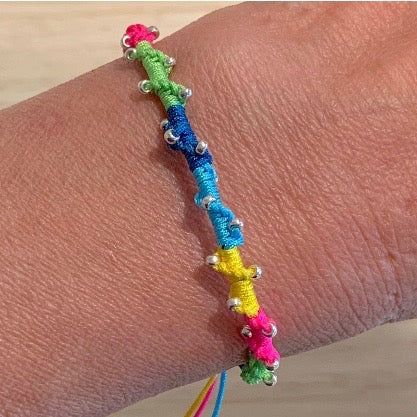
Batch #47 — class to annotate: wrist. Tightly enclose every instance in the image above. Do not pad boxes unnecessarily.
[1,3,417,415]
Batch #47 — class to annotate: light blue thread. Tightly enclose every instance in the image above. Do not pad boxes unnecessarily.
[211,370,227,417]
[193,163,244,249]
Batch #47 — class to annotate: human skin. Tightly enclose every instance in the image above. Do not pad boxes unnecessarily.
[0,2,417,416]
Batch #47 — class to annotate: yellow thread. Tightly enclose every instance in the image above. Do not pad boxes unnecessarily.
[183,375,217,417]
[212,247,260,317]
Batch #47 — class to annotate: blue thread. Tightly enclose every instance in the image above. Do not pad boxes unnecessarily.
[211,370,227,417]
[165,105,212,171]
[193,164,243,249]
[165,105,244,249]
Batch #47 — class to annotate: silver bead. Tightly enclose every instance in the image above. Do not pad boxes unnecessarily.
[138,80,152,94]
[165,56,176,67]
[241,325,252,338]
[252,265,262,280]
[229,218,243,230]
[200,195,216,210]
[205,254,219,266]
[226,297,241,311]
[263,373,278,386]
[195,141,208,155]
[124,47,137,61]
[164,129,180,145]
[266,360,280,371]
[147,26,160,39]
[120,34,131,49]
[262,322,278,338]
[160,119,169,130]
[179,87,192,100]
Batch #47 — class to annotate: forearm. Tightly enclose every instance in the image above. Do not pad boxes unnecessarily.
[1,3,417,417]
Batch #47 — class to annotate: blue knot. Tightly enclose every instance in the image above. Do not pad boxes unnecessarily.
[193,164,244,249]
[164,105,212,171]
[164,104,244,249]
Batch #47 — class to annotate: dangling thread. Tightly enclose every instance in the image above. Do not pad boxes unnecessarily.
[183,375,217,417]
[210,370,227,417]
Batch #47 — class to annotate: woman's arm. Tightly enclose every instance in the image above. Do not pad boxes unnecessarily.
[0,3,417,416]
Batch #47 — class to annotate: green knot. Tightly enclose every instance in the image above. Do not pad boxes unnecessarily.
[240,356,274,385]
[135,41,171,70]
[135,41,154,60]
[135,41,186,109]
[150,79,183,96]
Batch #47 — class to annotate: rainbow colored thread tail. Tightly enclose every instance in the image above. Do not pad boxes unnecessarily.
[120,22,281,396]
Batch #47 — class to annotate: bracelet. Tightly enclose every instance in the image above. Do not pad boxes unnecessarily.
[120,23,281,416]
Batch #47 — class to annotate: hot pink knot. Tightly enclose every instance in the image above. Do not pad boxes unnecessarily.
[124,24,158,47]
[242,309,281,365]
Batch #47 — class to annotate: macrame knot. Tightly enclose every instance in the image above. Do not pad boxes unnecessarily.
[125,24,157,47]
[192,164,244,249]
[240,355,274,385]
[244,309,281,365]
[152,79,183,98]
[212,247,259,316]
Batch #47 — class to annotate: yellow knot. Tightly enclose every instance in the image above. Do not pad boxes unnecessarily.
[211,247,259,317]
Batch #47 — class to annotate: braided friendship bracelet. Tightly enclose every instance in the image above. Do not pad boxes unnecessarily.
[120,22,281,407]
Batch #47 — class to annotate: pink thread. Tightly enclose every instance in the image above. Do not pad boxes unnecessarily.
[193,379,217,417]
[124,24,157,47]
[244,309,281,365]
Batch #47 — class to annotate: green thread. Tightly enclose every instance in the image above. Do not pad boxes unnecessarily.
[135,41,186,109]
[239,355,274,385]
